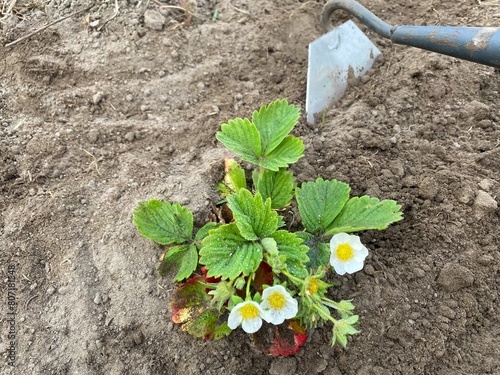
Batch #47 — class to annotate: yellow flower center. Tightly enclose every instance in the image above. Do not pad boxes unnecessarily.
[306,278,318,295]
[267,292,286,310]
[239,303,260,320]
[336,243,354,262]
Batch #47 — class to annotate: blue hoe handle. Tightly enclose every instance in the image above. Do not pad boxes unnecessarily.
[321,0,500,68]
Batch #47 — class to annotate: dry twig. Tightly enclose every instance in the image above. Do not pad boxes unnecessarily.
[97,0,120,31]
[1,0,18,17]
[25,294,38,309]
[477,0,500,5]
[82,148,102,176]
[152,0,199,25]
[228,0,251,16]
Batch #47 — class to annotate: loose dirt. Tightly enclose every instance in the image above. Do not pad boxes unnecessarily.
[1,0,499,374]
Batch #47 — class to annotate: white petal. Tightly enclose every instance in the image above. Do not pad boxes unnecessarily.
[350,235,363,248]
[282,299,298,319]
[330,254,346,270]
[260,308,272,323]
[264,305,298,324]
[241,317,262,333]
[266,309,286,325]
[330,258,347,275]
[227,308,242,329]
[330,233,350,248]
[343,260,364,274]
[262,285,287,299]
[354,245,369,261]
[260,299,271,310]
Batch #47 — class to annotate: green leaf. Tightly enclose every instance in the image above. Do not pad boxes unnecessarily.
[226,159,247,192]
[277,215,286,229]
[208,281,235,311]
[296,232,331,270]
[231,295,244,306]
[272,230,310,278]
[296,178,350,233]
[195,222,220,241]
[200,223,263,280]
[333,316,360,348]
[322,299,356,319]
[133,199,193,245]
[216,100,303,171]
[158,244,198,281]
[227,189,278,240]
[252,99,300,155]
[184,308,231,340]
[261,237,278,256]
[258,136,304,171]
[266,253,287,273]
[218,158,247,197]
[170,276,211,324]
[314,242,331,270]
[216,118,261,164]
[185,309,217,338]
[170,277,230,340]
[254,169,295,209]
[325,196,403,236]
[213,321,232,340]
[294,231,313,242]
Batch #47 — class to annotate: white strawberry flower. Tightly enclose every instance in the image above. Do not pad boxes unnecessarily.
[228,300,266,333]
[260,285,298,325]
[330,233,369,275]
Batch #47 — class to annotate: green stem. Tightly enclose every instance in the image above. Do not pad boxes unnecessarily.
[312,302,337,324]
[202,277,235,290]
[245,273,253,300]
[321,296,340,308]
[282,269,304,285]
[257,166,266,186]
[199,281,217,290]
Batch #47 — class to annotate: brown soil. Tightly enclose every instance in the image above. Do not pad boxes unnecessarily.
[1,1,499,374]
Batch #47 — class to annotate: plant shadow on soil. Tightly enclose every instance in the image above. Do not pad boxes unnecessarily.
[0,0,499,374]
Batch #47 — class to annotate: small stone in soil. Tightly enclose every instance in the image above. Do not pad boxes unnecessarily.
[478,178,495,191]
[419,177,439,200]
[143,10,165,31]
[412,267,426,278]
[363,264,375,275]
[269,357,297,375]
[310,356,328,373]
[463,100,490,120]
[474,190,498,218]
[437,263,474,292]
[124,132,135,142]
[477,254,494,266]
[94,292,103,305]
[92,92,105,105]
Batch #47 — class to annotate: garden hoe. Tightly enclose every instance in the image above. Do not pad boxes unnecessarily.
[306,0,500,123]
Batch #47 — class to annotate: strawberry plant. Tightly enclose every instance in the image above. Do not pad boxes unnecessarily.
[133,99,403,354]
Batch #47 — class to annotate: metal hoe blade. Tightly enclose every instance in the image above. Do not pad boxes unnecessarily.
[306,20,380,124]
